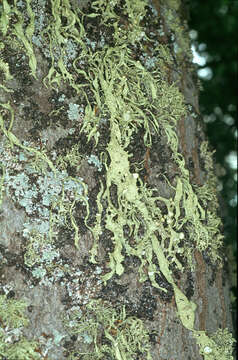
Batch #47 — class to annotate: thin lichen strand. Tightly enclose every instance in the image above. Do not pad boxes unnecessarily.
[0,0,234,359]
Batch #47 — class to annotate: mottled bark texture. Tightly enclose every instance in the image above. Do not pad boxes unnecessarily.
[0,0,235,359]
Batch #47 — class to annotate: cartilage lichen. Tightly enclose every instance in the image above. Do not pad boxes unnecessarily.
[0,295,39,359]
[64,299,153,360]
[0,0,234,358]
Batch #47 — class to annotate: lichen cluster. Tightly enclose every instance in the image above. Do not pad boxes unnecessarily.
[0,295,39,359]
[0,0,235,359]
[64,299,153,359]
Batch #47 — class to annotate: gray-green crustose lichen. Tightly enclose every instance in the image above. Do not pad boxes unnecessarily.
[67,103,80,121]
[0,131,89,249]
[87,154,102,172]
[0,0,235,358]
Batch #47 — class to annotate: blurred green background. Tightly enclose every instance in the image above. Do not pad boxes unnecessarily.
[189,0,237,332]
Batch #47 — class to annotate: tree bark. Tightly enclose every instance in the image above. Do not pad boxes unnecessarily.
[0,0,235,359]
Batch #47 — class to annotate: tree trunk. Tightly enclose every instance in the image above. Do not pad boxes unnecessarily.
[0,1,235,359]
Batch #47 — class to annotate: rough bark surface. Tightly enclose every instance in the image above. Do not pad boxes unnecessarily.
[0,0,235,359]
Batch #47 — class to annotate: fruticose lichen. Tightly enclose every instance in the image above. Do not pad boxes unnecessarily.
[0,0,235,358]
[64,299,153,360]
[0,295,40,359]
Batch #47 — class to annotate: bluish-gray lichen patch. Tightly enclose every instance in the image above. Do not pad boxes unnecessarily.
[87,154,102,172]
[67,103,80,121]
[32,266,47,279]
[5,166,86,217]
[58,93,66,102]
[64,39,79,65]
[23,219,50,237]
[0,128,89,257]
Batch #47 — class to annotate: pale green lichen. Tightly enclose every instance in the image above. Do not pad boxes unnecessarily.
[0,295,40,359]
[55,143,82,172]
[0,0,235,358]
[0,56,14,92]
[167,0,181,11]
[194,328,235,360]
[162,0,192,62]
[24,230,59,268]
[0,102,56,173]
[74,1,233,356]
[194,140,224,260]
[64,299,153,360]
[0,295,28,328]
[7,0,38,78]
[0,0,11,36]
